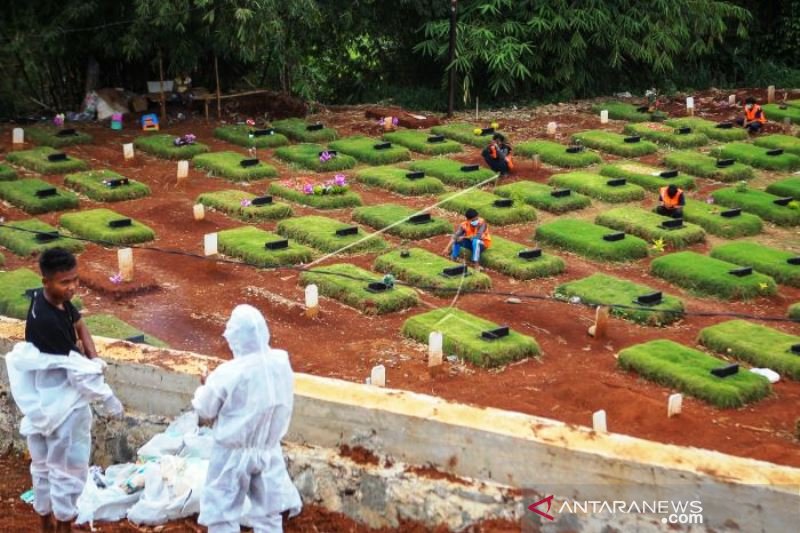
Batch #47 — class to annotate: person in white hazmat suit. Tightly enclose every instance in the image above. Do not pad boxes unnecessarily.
[192,304,302,532]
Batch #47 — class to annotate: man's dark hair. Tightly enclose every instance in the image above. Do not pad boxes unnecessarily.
[667,184,679,196]
[465,208,479,219]
[745,96,756,105]
[39,248,77,278]
[492,133,505,143]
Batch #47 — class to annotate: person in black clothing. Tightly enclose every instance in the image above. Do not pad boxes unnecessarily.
[482,133,514,175]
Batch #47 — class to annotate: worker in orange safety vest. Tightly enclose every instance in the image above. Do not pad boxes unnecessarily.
[482,133,514,175]
[443,208,492,270]
[736,96,767,134]
[657,184,685,218]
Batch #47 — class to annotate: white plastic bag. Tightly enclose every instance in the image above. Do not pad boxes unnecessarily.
[750,367,780,383]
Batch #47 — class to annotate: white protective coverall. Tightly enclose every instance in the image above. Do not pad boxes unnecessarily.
[192,304,302,533]
[5,342,123,521]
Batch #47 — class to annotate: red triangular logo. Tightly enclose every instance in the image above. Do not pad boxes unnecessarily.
[528,494,555,520]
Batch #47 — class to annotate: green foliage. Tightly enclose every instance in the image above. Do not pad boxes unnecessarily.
[471,236,565,280]
[0,164,17,181]
[514,140,602,168]
[711,142,800,171]
[354,165,445,196]
[59,208,155,245]
[766,177,800,199]
[592,102,664,122]
[272,118,337,142]
[0,268,43,319]
[429,124,504,148]
[595,207,705,249]
[0,218,84,257]
[217,226,313,268]
[64,170,151,202]
[761,103,800,123]
[535,219,649,262]
[274,143,357,172]
[352,204,451,240]
[790,302,800,321]
[213,125,289,149]
[0,178,79,214]
[548,171,645,203]
[753,134,800,157]
[494,181,590,214]
[663,151,754,182]
[710,241,800,287]
[277,215,388,254]
[193,151,278,181]
[268,182,362,209]
[329,135,411,165]
[196,190,292,222]
[25,126,92,147]
[408,158,496,187]
[5,147,89,174]
[665,118,749,142]
[711,187,800,226]
[84,314,168,348]
[571,130,658,157]
[617,339,771,408]
[623,122,708,148]
[133,134,209,160]
[682,199,762,238]
[438,190,537,226]
[382,130,462,155]
[599,163,696,192]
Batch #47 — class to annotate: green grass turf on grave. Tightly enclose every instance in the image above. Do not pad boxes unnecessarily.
[710,143,800,171]
[429,123,506,148]
[595,207,705,249]
[665,117,749,142]
[0,178,78,214]
[273,143,357,172]
[272,118,338,142]
[699,320,800,381]
[761,103,800,123]
[0,219,84,257]
[466,236,565,280]
[196,190,292,222]
[213,124,289,149]
[681,199,762,238]
[547,171,645,203]
[662,151,754,182]
[599,163,696,192]
[59,208,155,245]
[754,134,800,157]
[534,219,649,262]
[5,147,89,174]
[790,302,800,321]
[299,263,419,315]
[64,170,150,202]
[650,251,777,300]
[407,159,496,187]
[277,215,388,254]
[494,181,591,214]
[354,165,445,196]
[766,177,800,200]
[26,126,93,147]
[617,339,771,408]
[514,140,602,168]
[437,190,537,226]
[401,307,540,368]
[133,134,209,160]
[193,151,278,181]
[623,122,708,148]
[570,130,658,158]
[268,182,362,209]
[710,241,800,287]
[373,248,492,298]
[84,314,168,348]
[0,163,18,181]
[382,130,462,155]
[711,187,800,226]
[590,101,665,122]
[218,226,314,267]
[555,273,684,326]
[351,204,451,240]
[328,135,411,165]
[0,268,82,320]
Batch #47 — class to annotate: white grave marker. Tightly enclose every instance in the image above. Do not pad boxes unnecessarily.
[600,110,609,124]
[371,365,386,387]
[767,85,775,103]
[668,393,683,417]
[193,204,205,221]
[428,331,443,373]
[305,284,319,318]
[686,97,695,116]
[592,410,607,433]
[177,160,189,180]
[546,121,557,135]
[118,248,134,282]
[12,128,24,144]
[123,143,134,160]
[728,94,736,106]
[204,233,218,256]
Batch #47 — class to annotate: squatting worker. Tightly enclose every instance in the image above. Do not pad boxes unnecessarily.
[193,304,302,533]
[482,133,514,175]
[736,96,767,134]
[444,208,492,271]
[5,248,123,533]
[658,184,685,218]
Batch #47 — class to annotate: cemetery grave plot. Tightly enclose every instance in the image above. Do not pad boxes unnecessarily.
[299,263,419,315]
[5,147,89,174]
[790,302,800,321]
[462,236,566,280]
[623,122,708,148]
[711,187,800,226]
[64,170,151,202]
[268,180,362,209]
[351,204,451,240]
[665,117,749,142]
[382,129,462,155]
[429,122,507,147]
[271,118,338,142]
[0,268,81,319]
[276,215,389,254]
[761,103,800,123]
[753,134,800,157]
[407,158,495,187]
[437,190,537,226]
[595,207,706,249]
[217,226,314,267]
[328,135,411,165]
[662,150,754,182]
[213,124,289,148]
[513,139,602,168]
[59,208,155,245]
[571,130,659,158]
[494,181,591,213]
[0,178,78,214]
[534,219,649,262]
[0,218,84,256]
[765,177,800,199]
[590,101,664,122]
[650,251,777,300]
[193,151,279,181]
[373,248,492,298]
[84,313,168,348]
[354,165,445,196]
[548,171,645,203]
[599,163,696,191]
[196,190,293,222]
[25,126,93,147]
[0,163,17,181]
[133,134,209,159]
[681,199,763,238]
[710,241,800,287]
[710,143,800,171]
[274,143,357,172]
[698,320,800,381]
[617,339,771,408]
[401,307,540,368]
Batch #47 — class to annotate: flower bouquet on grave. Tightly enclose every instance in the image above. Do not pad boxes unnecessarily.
[298,174,349,196]
[174,133,197,147]
[378,116,399,132]
[319,150,336,163]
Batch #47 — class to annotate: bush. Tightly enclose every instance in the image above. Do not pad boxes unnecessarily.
[274,143,357,172]
[467,235,565,280]
[272,118,338,142]
[64,170,150,202]
[354,165,445,196]
[556,273,684,326]
[682,199,762,238]
[761,104,800,123]
[662,151,754,182]
[277,215,388,254]
[623,122,708,148]
[595,207,705,249]
[268,182,362,209]
[438,190,537,226]
[514,140,602,168]
[5,147,89,174]
[494,181,590,213]
[196,190,292,222]
[84,314,168,348]
[352,204,451,240]
[430,123,506,148]
[711,187,800,226]
[0,178,78,214]
[408,158,496,187]
[590,102,665,122]
[710,143,800,171]
[765,177,800,199]
[213,124,289,149]
[548,171,645,203]
[133,134,209,160]
[617,339,771,408]
[59,208,156,245]
[535,219,649,262]
[698,320,800,381]
[0,163,18,181]
[193,151,278,181]
[401,307,539,368]
[571,130,658,158]
[650,251,777,300]
[26,126,93,147]
[599,163,696,192]
[329,135,411,165]
[382,130,462,155]
[299,263,419,315]
[218,226,314,267]
[753,134,800,157]
[710,241,800,287]
[0,218,84,257]
[665,117,749,142]
[373,248,492,297]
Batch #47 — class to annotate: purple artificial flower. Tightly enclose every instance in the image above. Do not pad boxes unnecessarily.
[240,199,252,207]
[333,174,347,186]
[185,133,196,144]
[303,183,314,195]
[109,272,123,285]
[392,117,399,126]
[319,151,331,163]
[706,197,715,205]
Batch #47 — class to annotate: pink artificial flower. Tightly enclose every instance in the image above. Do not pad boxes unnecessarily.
[706,197,715,205]
[334,174,347,186]
[392,117,399,126]
[319,151,331,163]
[240,199,252,207]
[109,272,123,285]
[303,183,314,195]
[246,119,255,127]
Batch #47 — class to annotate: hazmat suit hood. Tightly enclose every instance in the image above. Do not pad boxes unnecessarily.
[223,304,270,358]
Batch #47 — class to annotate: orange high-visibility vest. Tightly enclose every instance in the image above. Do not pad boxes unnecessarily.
[459,218,492,248]
[489,144,515,170]
[745,104,766,124]
[660,187,684,209]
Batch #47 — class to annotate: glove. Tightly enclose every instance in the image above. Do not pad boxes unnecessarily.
[102,396,124,419]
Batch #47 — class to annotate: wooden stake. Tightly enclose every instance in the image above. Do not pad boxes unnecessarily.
[215,54,222,119]
[588,305,609,339]
[158,51,166,122]
[118,248,133,282]
[305,284,319,318]
[428,331,444,377]
[767,85,775,104]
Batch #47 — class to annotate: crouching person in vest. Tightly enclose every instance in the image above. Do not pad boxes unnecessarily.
[482,133,514,175]
[658,184,685,218]
[444,208,492,271]
[736,96,767,134]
